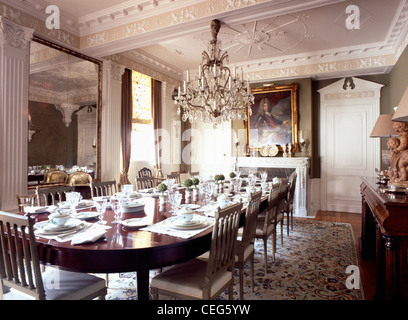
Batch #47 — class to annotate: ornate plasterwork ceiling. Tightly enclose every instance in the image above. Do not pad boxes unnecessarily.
[4,0,408,81]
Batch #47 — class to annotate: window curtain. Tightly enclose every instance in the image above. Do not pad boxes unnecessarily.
[151,78,162,177]
[120,68,132,185]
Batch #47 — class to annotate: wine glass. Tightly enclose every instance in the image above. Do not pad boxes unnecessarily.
[169,191,182,214]
[111,200,122,224]
[94,199,107,224]
[122,184,133,200]
[65,192,82,215]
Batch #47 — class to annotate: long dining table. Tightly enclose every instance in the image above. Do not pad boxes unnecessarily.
[24,187,268,300]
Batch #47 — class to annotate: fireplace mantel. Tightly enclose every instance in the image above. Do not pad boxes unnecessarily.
[235,157,310,216]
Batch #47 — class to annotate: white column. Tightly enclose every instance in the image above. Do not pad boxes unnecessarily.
[101,60,125,183]
[0,17,34,212]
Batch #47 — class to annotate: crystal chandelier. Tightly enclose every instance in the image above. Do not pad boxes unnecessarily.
[175,20,254,128]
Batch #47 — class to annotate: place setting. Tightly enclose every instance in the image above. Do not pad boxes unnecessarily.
[34,208,111,244]
[141,206,214,239]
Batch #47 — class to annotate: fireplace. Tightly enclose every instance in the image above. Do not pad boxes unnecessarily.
[235,157,310,216]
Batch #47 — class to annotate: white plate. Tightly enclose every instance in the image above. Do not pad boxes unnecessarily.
[165,215,208,230]
[121,218,149,228]
[35,219,84,234]
[179,204,200,210]
[58,200,94,210]
[268,145,279,157]
[71,211,99,220]
[260,146,268,157]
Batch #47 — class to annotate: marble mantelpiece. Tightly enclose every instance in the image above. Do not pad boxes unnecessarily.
[235,157,310,216]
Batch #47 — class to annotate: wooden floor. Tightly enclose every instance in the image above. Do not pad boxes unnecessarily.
[313,211,376,300]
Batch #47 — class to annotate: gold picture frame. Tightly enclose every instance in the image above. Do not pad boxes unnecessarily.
[246,83,299,154]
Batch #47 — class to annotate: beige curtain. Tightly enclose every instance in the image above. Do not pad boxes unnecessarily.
[151,78,162,177]
[120,68,132,185]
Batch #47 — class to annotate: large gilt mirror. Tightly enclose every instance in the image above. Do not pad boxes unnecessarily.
[28,37,101,183]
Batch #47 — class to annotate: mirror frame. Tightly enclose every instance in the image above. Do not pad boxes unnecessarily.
[31,36,102,180]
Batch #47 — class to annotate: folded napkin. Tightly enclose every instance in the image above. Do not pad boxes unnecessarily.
[25,205,57,214]
[71,224,109,245]
[141,217,214,239]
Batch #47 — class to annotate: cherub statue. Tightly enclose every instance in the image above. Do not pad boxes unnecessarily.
[387,122,408,182]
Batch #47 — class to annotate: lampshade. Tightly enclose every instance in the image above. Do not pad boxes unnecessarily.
[392,87,408,121]
[370,114,398,137]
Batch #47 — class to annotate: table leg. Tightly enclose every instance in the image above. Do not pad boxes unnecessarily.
[137,267,150,300]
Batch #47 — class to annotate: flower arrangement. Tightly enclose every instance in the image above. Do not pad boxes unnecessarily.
[157,183,167,195]
[214,174,225,183]
[192,177,200,188]
[229,172,236,179]
[183,178,193,190]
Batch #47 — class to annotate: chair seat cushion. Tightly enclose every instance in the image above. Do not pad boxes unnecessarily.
[42,269,106,300]
[3,268,106,300]
[255,220,275,237]
[151,258,233,299]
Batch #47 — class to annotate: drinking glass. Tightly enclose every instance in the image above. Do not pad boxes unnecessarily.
[169,191,182,214]
[65,192,82,215]
[122,184,133,199]
[94,199,107,224]
[111,200,122,224]
[260,172,268,183]
[19,195,34,214]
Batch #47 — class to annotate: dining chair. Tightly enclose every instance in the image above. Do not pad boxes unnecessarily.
[90,180,117,198]
[276,178,289,246]
[189,171,200,178]
[138,167,153,177]
[0,211,107,300]
[16,195,35,213]
[35,186,74,206]
[43,169,68,184]
[284,172,297,235]
[255,182,280,273]
[67,171,92,186]
[235,190,262,300]
[167,173,181,184]
[150,201,243,300]
[135,176,155,190]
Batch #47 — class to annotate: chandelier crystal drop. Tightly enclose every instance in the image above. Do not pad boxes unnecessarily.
[175,20,254,128]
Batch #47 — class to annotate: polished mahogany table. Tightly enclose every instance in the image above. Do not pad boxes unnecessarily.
[360,177,408,299]
[27,190,267,300]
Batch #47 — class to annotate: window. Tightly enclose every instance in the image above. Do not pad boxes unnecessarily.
[130,71,154,162]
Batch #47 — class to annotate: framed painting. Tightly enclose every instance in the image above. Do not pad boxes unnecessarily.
[246,83,299,154]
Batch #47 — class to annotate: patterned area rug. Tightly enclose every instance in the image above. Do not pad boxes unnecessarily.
[104,218,363,300]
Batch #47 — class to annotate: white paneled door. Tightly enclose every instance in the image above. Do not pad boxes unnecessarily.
[319,78,383,213]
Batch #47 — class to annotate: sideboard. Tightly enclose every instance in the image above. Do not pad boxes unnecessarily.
[360,177,408,299]
[235,157,310,216]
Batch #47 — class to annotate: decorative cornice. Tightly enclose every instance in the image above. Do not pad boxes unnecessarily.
[0,16,33,49]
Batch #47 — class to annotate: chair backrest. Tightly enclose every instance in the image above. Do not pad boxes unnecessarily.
[67,171,92,186]
[261,183,281,232]
[189,171,199,178]
[167,173,181,184]
[204,202,242,296]
[43,170,68,184]
[135,176,155,190]
[277,178,289,211]
[240,191,262,246]
[35,186,74,206]
[138,167,152,178]
[0,211,45,300]
[16,195,35,213]
[287,172,297,204]
[90,180,117,198]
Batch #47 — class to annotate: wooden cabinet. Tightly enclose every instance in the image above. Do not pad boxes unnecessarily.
[360,177,408,299]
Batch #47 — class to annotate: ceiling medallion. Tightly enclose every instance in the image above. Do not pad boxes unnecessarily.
[174,20,254,128]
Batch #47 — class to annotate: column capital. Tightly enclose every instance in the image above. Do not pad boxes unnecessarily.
[0,17,34,50]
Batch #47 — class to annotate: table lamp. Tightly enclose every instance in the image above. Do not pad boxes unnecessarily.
[370,114,398,138]
[392,87,408,122]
